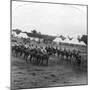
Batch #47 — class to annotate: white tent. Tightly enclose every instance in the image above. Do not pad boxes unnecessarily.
[53,37,62,42]
[18,32,28,38]
[68,38,80,45]
[66,38,86,46]
[53,36,86,46]
[62,38,70,44]
[79,41,86,46]
[12,31,19,37]
[53,37,62,44]
[53,37,70,44]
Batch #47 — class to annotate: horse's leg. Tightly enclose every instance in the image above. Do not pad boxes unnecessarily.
[17,51,19,57]
[26,54,29,63]
[24,54,26,59]
[18,51,21,57]
[65,55,67,60]
[22,52,24,58]
[36,57,38,65]
[71,55,73,65]
[57,52,59,58]
[78,59,81,67]
[25,54,28,61]
[17,50,19,57]
[58,53,60,58]
[37,57,40,65]
[62,55,64,60]
[29,55,32,63]
[20,52,22,56]
[34,57,37,65]
[60,54,62,60]
[12,49,15,56]
[71,55,74,65]
[15,50,17,57]
[41,57,43,65]
[14,50,16,57]
[26,55,28,63]
[24,53,26,59]
[46,58,48,66]
[67,55,68,61]
[21,52,24,58]
[53,52,55,56]
[32,56,34,64]
[76,58,81,67]
[59,53,61,59]
[68,55,70,60]
[65,55,68,60]
[54,52,56,56]
[12,49,14,55]
[70,55,72,63]
[18,51,20,56]
[16,51,18,57]
[73,57,76,66]
[19,51,21,56]
[68,56,70,61]
[32,56,35,64]
[14,50,16,56]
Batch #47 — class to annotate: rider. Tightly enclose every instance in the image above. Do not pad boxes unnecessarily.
[41,47,47,54]
[24,43,28,49]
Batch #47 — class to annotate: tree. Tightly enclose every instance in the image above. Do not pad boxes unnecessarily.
[77,35,81,42]
[12,29,22,35]
[38,32,41,35]
[81,35,87,45]
[77,35,87,45]
[68,36,73,40]
[59,35,66,41]
[31,30,37,34]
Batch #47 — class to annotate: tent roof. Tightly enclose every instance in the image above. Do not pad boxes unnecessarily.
[18,32,28,38]
[79,41,86,46]
[53,37,62,42]
[53,37,86,46]
[12,31,19,37]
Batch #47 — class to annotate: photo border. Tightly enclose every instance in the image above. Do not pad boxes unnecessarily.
[10,0,88,89]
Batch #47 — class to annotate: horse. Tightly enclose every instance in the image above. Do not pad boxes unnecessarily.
[28,50,50,66]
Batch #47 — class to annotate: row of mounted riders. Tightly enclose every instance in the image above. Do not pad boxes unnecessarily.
[12,44,81,66]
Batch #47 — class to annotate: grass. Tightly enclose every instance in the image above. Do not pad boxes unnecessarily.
[11,40,87,89]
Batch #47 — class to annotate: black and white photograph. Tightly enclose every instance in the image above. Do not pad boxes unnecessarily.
[11,0,88,90]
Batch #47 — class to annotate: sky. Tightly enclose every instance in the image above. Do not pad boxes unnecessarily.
[12,1,87,37]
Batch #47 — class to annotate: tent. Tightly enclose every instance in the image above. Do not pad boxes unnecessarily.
[68,38,80,44]
[61,38,70,44]
[53,37,62,42]
[12,31,19,37]
[79,41,86,46]
[53,36,86,46]
[66,38,86,46]
[18,32,28,38]
[53,37,70,44]
[53,37,62,44]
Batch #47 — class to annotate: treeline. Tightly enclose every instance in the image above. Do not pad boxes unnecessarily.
[12,29,55,41]
[77,35,87,45]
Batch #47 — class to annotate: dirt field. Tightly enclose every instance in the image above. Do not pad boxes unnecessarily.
[11,52,87,90]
